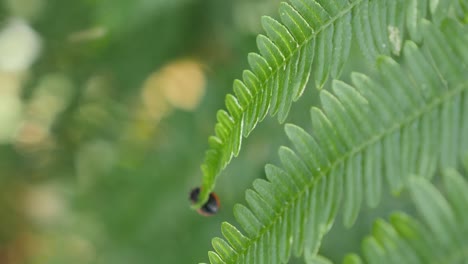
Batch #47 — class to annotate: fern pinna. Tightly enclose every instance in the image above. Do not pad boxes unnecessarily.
[193,0,449,208]
[193,0,468,263]
[194,0,391,208]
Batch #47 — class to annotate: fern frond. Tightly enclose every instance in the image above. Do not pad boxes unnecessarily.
[206,18,468,263]
[194,0,436,208]
[348,168,468,264]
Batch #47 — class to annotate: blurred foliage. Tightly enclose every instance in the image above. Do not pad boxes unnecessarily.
[0,0,425,263]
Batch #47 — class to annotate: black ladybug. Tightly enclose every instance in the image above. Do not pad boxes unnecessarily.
[189,187,220,216]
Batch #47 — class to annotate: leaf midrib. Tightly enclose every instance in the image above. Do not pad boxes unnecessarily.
[232,83,468,263]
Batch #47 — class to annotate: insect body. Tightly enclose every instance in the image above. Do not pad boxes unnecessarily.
[189,187,220,216]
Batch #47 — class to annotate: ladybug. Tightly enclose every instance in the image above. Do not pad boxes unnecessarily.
[189,187,220,216]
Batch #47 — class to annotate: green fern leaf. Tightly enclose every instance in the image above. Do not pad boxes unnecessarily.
[206,18,468,263]
[406,0,427,42]
[208,251,225,264]
[194,0,434,208]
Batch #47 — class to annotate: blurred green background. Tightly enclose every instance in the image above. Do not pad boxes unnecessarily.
[0,0,416,263]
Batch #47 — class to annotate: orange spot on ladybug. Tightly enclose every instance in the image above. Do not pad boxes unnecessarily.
[190,187,220,216]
